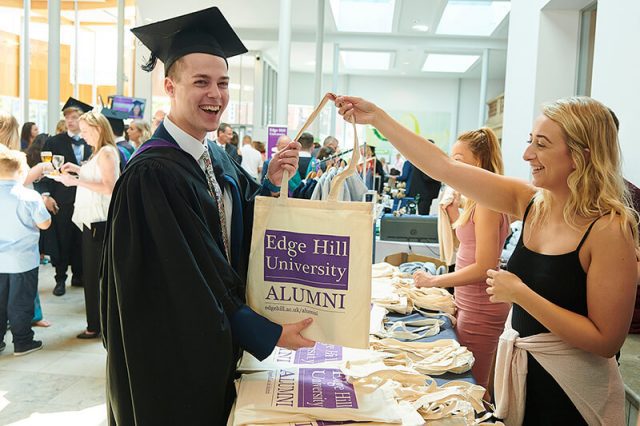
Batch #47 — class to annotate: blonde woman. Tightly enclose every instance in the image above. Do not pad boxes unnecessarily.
[56,111,120,339]
[413,127,511,393]
[125,119,151,149]
[334,95,637,424]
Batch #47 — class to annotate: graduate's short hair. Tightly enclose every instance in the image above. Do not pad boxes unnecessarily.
[0,148,27,179]
[166,57,185,81]
[63,106,83,117]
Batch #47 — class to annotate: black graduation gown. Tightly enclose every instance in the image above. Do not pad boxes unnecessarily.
[101,124,280,425]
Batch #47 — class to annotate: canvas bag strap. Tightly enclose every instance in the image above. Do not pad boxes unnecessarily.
[279,92,359,202]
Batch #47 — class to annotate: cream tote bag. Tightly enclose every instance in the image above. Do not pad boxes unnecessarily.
[247,94,374,349]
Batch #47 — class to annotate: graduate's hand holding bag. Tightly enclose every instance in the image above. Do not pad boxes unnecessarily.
[247,93,374,349]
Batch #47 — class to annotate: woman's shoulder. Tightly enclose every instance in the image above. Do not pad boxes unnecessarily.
[98,145,119,159]
[589,214,633,241]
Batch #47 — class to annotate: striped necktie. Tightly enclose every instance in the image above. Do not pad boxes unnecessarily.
[200,149,230,263]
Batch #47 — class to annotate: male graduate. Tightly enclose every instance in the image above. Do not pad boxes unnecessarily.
[41,97,93,295]
[101,7,314,425]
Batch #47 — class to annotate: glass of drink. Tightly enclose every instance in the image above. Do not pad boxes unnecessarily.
[52,155,64,171]
[41,151,53,163]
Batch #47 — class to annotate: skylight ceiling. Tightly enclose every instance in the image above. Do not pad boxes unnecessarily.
[329,0,396,33]
[422,54,480,73]
[436,0,511,36]
[340,50,392,71]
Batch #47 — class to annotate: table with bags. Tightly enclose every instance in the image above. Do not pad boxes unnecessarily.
[232,260,495,425]
[235,94,498,425]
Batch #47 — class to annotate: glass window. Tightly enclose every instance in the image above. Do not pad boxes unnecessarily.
[576,2,597,96]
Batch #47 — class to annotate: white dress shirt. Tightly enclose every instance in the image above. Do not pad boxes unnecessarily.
[240,144,263,180]
[163,116,233,242]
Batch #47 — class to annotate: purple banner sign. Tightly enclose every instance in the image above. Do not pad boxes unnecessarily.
[297,368,358,409]
[264,230,350,290]
[267,125,288,159]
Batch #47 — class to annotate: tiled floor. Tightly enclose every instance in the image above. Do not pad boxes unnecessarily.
[0,264,639,425]
[0,264,107,425]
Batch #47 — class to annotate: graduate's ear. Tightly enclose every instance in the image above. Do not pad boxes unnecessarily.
[164,77,175,97]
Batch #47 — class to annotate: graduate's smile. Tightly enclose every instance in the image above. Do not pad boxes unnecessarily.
[200,104,221,114]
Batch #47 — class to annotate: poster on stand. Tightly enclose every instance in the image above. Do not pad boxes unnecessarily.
[267,124,288,159]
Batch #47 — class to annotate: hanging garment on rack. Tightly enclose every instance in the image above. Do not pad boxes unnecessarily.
[345,173,368,201]
[310,170,329,200]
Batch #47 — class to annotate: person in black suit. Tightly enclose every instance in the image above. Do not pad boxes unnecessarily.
[214,122,242,165]
[408,140,441,215]
[40,97,93,296]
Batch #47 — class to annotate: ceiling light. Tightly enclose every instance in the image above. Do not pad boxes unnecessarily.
[412,24,429,32]
[437,0,511,36]
[329,0,396,33]
[422,54,479,73]
[340,50,392,71]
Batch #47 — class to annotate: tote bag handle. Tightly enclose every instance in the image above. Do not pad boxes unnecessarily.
[279,93,359,202]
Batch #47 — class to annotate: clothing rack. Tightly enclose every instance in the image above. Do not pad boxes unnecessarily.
[318,146,357,164]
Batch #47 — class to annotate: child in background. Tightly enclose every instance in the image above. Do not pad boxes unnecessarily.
[0,148,51,356]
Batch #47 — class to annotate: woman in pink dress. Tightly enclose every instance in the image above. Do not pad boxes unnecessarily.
[413,127,510,393]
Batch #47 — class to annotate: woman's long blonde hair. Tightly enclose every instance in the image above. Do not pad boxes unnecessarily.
[452,127,504,229]
[81,111,116,155]
[528,96,638,243]
[0,111,20,151]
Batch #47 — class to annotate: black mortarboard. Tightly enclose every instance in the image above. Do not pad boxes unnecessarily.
[62,97,93,114]
[101,108,128,136]
[131,7,248,75]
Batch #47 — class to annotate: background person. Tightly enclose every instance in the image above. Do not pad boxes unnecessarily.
[126,119,151,150]
[0,148,51,357]
[413,127,510,393]
[41,97,93,296]
[151,109,165,133]
[240,134,263,181]
[56,111,120,340]
[20,122,39,151]
[55,119,67,135]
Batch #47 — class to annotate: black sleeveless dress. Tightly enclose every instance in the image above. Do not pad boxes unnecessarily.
[505,202,600,425]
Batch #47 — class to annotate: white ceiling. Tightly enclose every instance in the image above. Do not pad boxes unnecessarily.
[136,0,510,79]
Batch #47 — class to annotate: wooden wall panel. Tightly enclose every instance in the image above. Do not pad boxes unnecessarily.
[0,31,20,97]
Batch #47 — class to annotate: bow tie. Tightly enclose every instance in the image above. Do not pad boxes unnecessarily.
[71,136,83,146]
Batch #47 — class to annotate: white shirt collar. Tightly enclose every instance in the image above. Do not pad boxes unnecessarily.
[299,151,312,157]
[67,131,80,139]
[163,115,206,162]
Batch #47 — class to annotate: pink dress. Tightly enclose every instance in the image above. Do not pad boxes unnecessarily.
[454,210,511,390]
